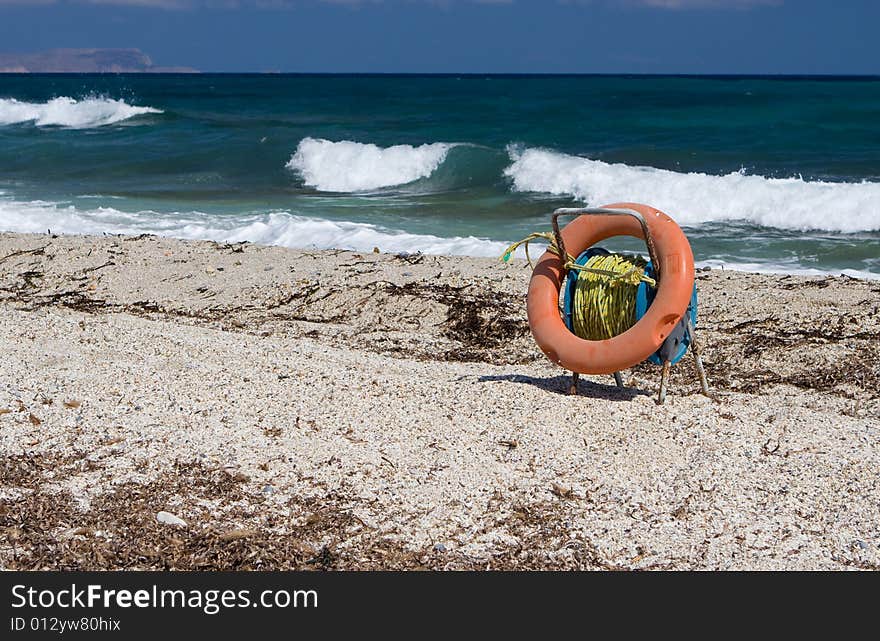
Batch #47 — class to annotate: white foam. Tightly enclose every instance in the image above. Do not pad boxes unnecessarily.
[695,259,879,281]
[2,196,876,278]
[505,147,880,233]
[0,97,162,128]
[0,197,508,257]
[287,138,455,192]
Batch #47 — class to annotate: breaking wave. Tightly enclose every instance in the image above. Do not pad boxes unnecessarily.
[0,96,162,128]
[287,138,456,192]
[505,147,880,233]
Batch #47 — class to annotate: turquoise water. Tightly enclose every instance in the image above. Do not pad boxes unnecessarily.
[1,74,878,276]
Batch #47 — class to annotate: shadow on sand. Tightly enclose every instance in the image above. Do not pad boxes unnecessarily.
[475,373,650,401]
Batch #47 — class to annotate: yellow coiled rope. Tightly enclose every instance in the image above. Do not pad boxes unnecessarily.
[570,252,648,340]
[501,232,656,341]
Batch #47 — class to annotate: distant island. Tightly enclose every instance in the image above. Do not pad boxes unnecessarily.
[0,48,198,73]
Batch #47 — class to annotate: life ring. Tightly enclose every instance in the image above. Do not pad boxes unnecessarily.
[526,202,695,375]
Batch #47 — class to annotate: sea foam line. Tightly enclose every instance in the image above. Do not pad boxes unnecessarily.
[0,197,876,279]
[504,146,880,233]
[0,197,507,257]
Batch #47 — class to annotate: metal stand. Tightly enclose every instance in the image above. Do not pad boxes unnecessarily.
[568,371,624,395]
[551,206,710,405]
[658,361,671,405]
[655,327,710,404]
[689,320,710,396]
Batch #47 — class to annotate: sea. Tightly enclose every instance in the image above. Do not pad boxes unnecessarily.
[1,74,878,278]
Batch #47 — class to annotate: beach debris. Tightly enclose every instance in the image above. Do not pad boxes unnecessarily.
[262,425,283,438]
[498,438,518,449]
[156,511,187,527]
[762,438,781,456]
[219,464,250,482]
[219,529,257,542]
[395,251,425,265]
[28,413,41,426]
[433,543,447,553]
[0,408,12,415]
[551,482,573,499]
[0,243,49,263]
[372,246,380,253]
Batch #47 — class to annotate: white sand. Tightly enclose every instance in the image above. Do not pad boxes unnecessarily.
[0,232,878,570]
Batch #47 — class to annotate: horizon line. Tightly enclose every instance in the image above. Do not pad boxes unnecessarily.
[2,71,879,78]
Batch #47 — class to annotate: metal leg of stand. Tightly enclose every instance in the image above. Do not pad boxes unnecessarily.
[688,321,710,396]
[657,361,671,405]
[569,371,579,396]
[613,371,624,387]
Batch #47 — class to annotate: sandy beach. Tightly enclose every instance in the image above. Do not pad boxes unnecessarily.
[0,231,878,570]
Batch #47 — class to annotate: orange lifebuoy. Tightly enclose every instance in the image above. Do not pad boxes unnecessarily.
[527,202,695,375]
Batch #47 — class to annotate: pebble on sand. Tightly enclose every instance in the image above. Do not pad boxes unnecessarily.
[156,511,187,527]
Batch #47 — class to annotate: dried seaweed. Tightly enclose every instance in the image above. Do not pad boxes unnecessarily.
[1,456,619,571]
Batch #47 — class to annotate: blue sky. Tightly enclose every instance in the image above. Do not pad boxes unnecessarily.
[0,0,878,74]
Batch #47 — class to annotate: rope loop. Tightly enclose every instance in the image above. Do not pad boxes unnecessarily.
[501,231,657,341]
[501,231,656,287]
